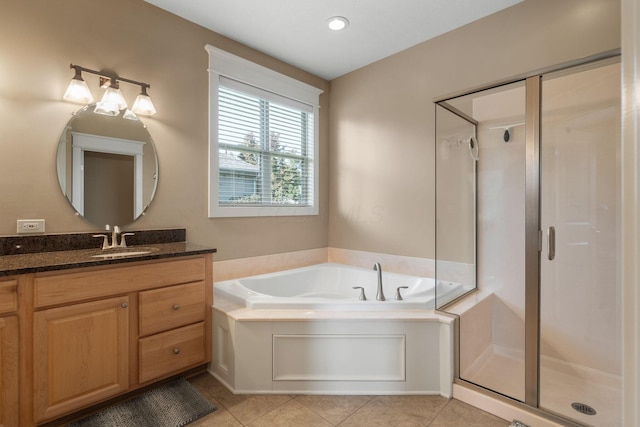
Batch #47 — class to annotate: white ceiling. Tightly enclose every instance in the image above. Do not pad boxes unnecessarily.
[145,0,523,80]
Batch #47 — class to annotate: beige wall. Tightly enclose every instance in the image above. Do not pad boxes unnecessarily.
[0,0,620,263]
[328,0,620,259]
[0,0,329,261]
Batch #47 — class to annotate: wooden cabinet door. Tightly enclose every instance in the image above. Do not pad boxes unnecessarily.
[0,316,18,427]
[33,296,129,423]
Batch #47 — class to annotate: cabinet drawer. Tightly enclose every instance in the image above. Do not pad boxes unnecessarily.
[34,257,205,307]
[139,322,206,383]
[139,281,205,336]
[0,281,17,315]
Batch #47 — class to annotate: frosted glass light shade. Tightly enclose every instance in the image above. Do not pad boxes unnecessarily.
[131,93,156,116]
[63,78,94,104]
[100,87,127,110]
[123,109,139,121]
[94,101,120,116]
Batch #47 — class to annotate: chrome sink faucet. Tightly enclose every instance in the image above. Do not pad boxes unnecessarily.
[111,225,121,247]
[93,225,135,249]
[374,262,385,301]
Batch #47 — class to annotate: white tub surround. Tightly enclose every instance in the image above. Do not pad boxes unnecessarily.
[328,247,436,278]
[212,308,454,396]
[212,247,436,282]
[211,263,455,396]
[213,248,328,282]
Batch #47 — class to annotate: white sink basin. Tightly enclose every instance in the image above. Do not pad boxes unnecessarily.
[90,247,159,259]
[92,251,151,259]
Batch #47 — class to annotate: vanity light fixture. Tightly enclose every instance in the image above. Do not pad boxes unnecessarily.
[63,65,94,104]
[131,85,157,116]
[327,16,349,31]
[95,77,127,116]
[100,78,128,110]
[63,64,157,116]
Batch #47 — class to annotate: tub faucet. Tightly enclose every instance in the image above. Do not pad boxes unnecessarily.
[373,262,385,301]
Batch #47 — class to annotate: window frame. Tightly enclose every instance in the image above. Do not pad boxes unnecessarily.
[206,45,323,218]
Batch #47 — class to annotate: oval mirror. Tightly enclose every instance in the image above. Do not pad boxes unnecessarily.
[56,105,158,228]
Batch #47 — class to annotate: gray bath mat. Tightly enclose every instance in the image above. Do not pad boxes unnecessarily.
[67,377,216,427]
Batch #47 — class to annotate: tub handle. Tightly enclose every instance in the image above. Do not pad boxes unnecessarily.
[352,286,367,301]
[395,286,409,300]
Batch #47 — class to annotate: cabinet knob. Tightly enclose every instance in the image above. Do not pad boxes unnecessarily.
[173,348,181,355]
[173,304,180,311]
[121,302,128,309]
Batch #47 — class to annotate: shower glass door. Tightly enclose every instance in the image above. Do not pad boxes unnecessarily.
[437,81,527,401]
[435,104,477,308]
[538,60,621,426]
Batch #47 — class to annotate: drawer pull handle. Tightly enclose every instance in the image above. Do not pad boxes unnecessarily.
[173,348,181,355]
[121,302,128,309]
[173,304,180,311]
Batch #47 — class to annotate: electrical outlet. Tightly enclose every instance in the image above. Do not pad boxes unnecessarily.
[17,219,45,234]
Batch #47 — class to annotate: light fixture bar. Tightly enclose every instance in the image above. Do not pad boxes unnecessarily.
[69,64,150,90]
[64,64,156,116]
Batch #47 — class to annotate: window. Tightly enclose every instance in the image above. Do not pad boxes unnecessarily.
[206,45,323,217]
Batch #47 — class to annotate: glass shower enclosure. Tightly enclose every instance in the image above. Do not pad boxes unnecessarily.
[435,58,621,426]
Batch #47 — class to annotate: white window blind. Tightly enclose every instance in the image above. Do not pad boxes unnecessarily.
[206,44,322,217]
[217,77,315,208]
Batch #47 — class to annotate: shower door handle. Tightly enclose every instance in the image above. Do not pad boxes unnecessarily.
[548,226,556,261]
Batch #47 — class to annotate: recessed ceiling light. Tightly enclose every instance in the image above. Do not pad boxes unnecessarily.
[327,16,349,31]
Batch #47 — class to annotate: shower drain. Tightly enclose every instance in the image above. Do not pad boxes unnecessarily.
[571,402,597,416]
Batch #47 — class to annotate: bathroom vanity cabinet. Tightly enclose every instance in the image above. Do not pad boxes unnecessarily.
[0,279,19,427]
[12,253,213,426]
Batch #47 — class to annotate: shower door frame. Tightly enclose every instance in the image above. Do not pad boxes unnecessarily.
[523,75,541,407]
[434,50,620,426]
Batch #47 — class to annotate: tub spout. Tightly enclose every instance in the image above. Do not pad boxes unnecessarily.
[373,262,385,301]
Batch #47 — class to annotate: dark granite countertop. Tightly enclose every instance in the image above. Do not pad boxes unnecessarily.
[0,242,216,277]
[0,229,216,277]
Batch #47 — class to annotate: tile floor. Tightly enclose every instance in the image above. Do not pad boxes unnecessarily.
[188,373,510,426]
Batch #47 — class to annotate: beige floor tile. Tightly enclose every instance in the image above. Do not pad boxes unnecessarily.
[189,373,230,400]
[295,394,373,424]
[373,395,449,424]
[188,373,511,427]
[339,398,425,427]
[189,407,244,427]
[429,400,509,427]
[248,399,334,427]
[189,373,289,425]
[225,394,294,425]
